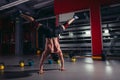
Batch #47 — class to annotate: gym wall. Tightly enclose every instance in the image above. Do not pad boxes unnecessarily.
[59,11,91,56]
[101,6,120,56]
[54,0,120,57]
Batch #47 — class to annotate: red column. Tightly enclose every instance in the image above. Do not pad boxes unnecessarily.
[55,15,59,26]
[90,1,103,59]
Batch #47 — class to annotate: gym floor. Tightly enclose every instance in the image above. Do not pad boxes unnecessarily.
[0,55,120,80]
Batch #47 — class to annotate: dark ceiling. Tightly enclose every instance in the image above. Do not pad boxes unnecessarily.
[0,0,120,23]
[0,0,54,19]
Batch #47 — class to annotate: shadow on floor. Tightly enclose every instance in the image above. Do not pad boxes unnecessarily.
[0,68,59,79]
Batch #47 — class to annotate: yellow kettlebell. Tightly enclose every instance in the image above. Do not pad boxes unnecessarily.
[0,65,5,70]
[37,50,41,55]
[19,61,25,67]
[57,60,61,64]
[71,58,76,62]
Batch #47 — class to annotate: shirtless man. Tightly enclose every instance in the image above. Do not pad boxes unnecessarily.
[20,13,78,74]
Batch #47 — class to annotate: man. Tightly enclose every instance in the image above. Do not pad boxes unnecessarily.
[20,13,78,74]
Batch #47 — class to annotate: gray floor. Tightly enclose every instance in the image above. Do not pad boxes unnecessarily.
[0,55,120,80]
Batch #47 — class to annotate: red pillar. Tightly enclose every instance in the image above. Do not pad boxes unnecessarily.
[55,15,59,26]
[90,1,103,59]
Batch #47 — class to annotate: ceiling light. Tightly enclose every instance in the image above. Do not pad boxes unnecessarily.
[0,0,29,10]
[33,0,53,8]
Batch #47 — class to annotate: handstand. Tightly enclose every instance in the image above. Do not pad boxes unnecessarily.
[20,13,78,74]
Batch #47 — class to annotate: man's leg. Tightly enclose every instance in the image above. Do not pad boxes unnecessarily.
[54,16,78,36]
[62,16,78,29]
[20,13,35,22]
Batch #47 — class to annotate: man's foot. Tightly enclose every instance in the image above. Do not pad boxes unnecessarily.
[73,15,79,19]
[19,10,23,15]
